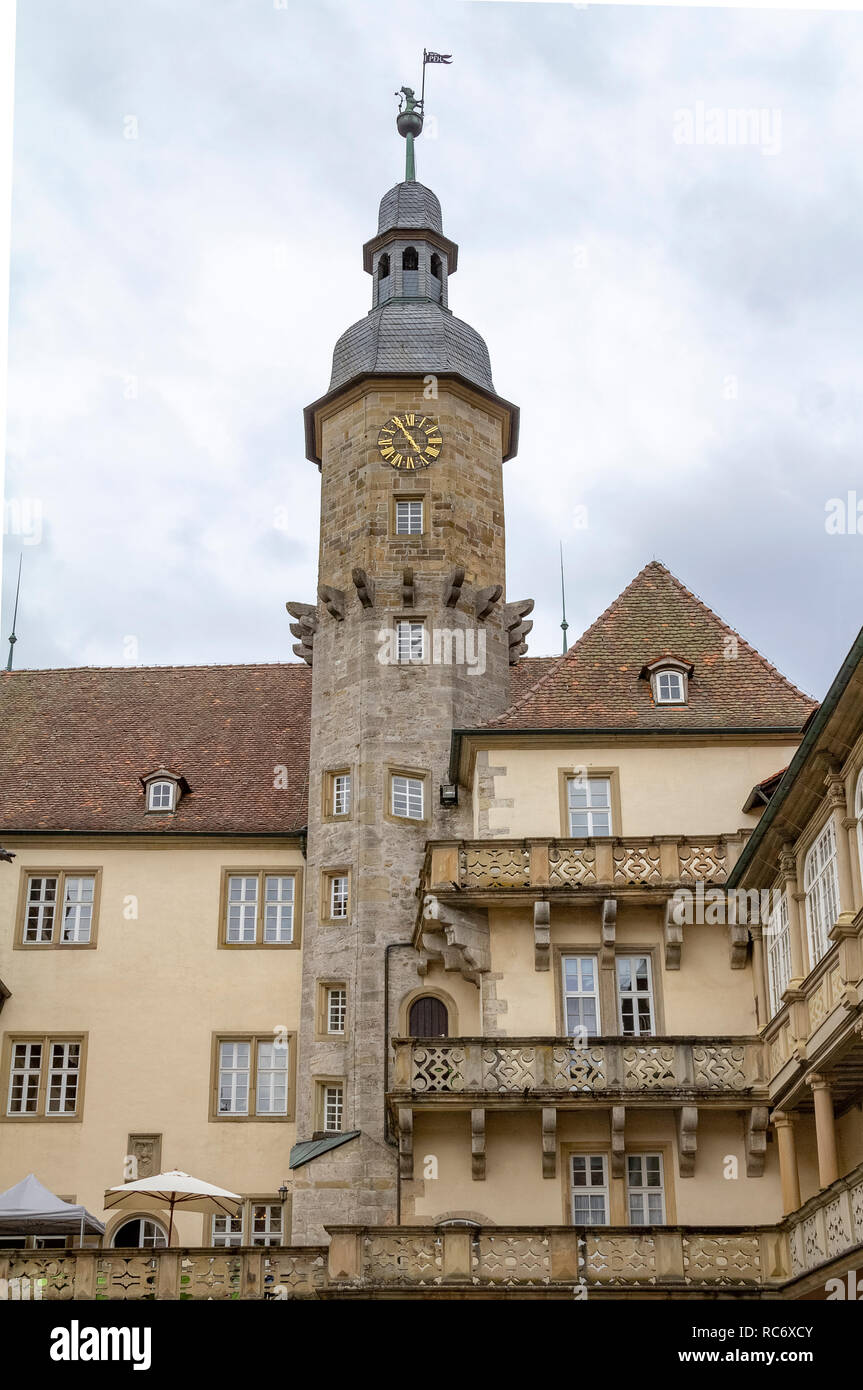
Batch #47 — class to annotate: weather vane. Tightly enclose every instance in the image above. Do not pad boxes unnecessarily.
[395,48,452,182]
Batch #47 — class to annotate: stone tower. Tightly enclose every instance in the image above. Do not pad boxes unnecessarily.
[288,125,531,1243]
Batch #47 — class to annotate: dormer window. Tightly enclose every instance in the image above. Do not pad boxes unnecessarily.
[141,768,187,815]
[640,656,693,707]
[148,780,175,812]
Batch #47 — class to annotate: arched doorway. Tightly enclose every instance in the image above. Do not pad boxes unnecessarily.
[408,995,449,1037]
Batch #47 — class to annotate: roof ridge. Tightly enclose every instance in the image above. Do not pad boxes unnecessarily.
[485,561,663,728]
[658,566,816,703]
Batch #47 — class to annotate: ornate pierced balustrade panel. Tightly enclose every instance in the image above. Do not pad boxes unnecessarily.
[614,843,662,886]
[4,1253,77,1300]
[786,1166,863,1278]
[96,1253,159,1300]
[548,845,596,887]
[584,1233,657,1284]
[678,842,727,883]
[471,1233,551,1286]
[180,1253,243,1300]
[397,1039,761,1099]
[263,1250,327,1297]
[363,1234,443,1285]
[460,844,528,889]
[682,1235,762,1286]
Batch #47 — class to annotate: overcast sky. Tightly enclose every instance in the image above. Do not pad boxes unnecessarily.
[4,0,863,698]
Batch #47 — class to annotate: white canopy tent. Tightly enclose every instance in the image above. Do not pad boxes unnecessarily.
[0,1174,105,1246]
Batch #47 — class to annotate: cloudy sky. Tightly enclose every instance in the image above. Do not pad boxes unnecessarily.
[4,0,863,698]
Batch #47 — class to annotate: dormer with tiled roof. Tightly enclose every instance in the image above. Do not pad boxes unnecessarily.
[482,561,816,734]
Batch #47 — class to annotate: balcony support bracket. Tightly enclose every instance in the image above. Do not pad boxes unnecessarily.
[611,1105,626,1178]
[471,1107,486,1181]
[600,898,617,969]
[677,1105,699,1178]
[665,896,683,970]
[534,900,551,971]
[398,1106,414,1181]
[746,1105,770,1178]
[542,1107,557,1178]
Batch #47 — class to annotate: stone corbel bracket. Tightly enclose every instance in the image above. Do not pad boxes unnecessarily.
[402,568,415,608]
[504,599,535,665]
[664,896,683,970]
[611,1106,626,1178]
[677,1105,698,1177]
[729,922,749,969]
[286,601,317,666]
[398,1106,413,1180]
[542,1108,557,1179]
[600,898,617,969]
[318,584,345,621]
[443,566,466,609]
[471,1108,486,1181]
[351,567,375,609]
[746,1106,769,1177]
[534,900,550,971]
[418,896,490,983]
[475,584,503,622]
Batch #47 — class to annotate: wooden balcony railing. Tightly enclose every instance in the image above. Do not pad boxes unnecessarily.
[391,1037,766,1100]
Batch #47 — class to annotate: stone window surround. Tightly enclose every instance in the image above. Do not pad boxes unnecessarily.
[217,867,303,950]
[385,764,430,826]
[321,767,353,823]
[313,1076,346,1135]
[320,867,352,924]
[208,1032,297,1123]
[14,867,102,950]
[552,942,665,1036]
[316,981,349,1041]
[0,1032,88,1123]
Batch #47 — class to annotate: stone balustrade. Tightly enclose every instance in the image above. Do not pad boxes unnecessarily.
[392,1036,766,1100]
[786,1162,863,1281]
[423,835,745,896]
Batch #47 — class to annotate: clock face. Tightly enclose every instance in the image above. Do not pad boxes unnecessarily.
[377,413,443,470]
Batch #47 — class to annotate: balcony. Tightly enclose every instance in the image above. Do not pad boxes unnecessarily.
[423,834,746,902]
[3,1165,862,1297]
[391,1036,767,1106]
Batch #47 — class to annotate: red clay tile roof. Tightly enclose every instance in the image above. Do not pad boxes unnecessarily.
[486,562,816,732]
[0,664,310,834]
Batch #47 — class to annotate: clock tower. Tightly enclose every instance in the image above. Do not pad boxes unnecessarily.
[288,99,531,1242]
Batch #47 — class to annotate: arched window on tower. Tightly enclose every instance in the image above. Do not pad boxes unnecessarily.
[377,252,391,304]
[402,246,419,295]
[408,996,449,1038]
[430,253,442,303]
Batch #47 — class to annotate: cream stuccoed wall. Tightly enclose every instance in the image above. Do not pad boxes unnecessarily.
[406,1110,784,1226]
[0,837,304,1245]
[483,904,758,1037]
[471,739,802,839]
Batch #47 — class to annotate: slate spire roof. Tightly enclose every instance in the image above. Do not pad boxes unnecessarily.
[485,562,816,732]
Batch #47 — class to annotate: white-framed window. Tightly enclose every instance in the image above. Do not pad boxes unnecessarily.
[395,500,423,535]
[627,1153,665,1224]
[147,780,175,812]
[571,1154,609,1225]
[617,956,654,1036]
[255,1041,289,1115]
[224,873,295,945]
[7,1042,43,1114]
[250,1202,283,1247]
[567,775,612,837]
[333,773,351,816]
[226,876,259,944]
[396,620,426,664]
[804,821,840,967]
[327,987,347,1035]
[391,774,424,820]
[262,876,294,944]
[23,874,96,945]
[217,1039,290,1118]
[562,956,600,1038]
[212,1213,245,1247]
[766,892,791,1017]
[6,1039,82,1117]
[654,670,685,704]
[323,1084,343,1133]
[329,875,349,919]
[218,1041,250,1115]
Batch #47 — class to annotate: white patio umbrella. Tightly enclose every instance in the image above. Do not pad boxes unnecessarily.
[104,1170,242,1246]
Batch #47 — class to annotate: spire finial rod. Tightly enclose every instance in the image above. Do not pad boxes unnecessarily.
[559,541,569,655]
[395,50,452,182]
[6,552,22,672]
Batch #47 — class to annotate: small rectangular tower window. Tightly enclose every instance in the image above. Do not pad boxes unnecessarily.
[328,874,349,919]
[396,621,426,663]
[322,1084,344,1133]
[327,987,347,1035]
[391,775,424,820]
[395,499,423,535]
[332,773,351,816]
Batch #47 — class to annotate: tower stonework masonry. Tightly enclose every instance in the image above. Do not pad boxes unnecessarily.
[289,170,529,1242]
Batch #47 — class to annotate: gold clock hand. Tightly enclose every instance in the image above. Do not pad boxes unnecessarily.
[392,416,422,453]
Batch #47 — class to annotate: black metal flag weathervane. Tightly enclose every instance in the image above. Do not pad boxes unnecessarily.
[396,49,453,182]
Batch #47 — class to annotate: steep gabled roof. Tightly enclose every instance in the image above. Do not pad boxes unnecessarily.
[487,562,816,732]
[0,664,311,834]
